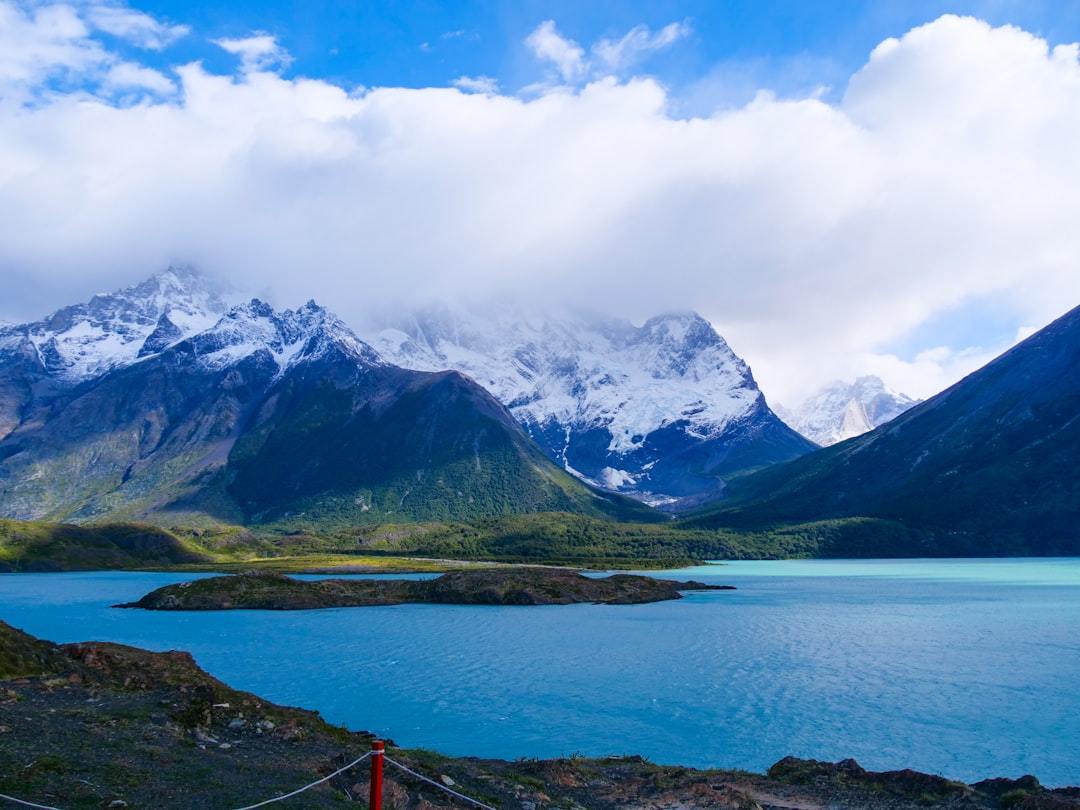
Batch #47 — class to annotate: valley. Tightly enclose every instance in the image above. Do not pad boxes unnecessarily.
[2,268,1077,562]
[5,4,1080,805]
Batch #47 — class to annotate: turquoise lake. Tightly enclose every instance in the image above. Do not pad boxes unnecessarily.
[0,559,1077,787]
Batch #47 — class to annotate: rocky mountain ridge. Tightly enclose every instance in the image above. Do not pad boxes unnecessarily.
[362,302,816,508]
[0,275,644,526]
[691,302,1080,555]
[0,267,228,393]
[776,375,920,446]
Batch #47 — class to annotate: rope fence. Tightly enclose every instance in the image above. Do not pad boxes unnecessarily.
[230,749,372,810]
[0,794,64,810]
[385,755,498,810]
[1,742,501,810]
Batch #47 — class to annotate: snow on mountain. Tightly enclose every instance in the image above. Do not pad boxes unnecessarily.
[186,299,384,376]
[361,302,812,506]
[0,269,813,512]
[0,267,387,388]
[776,375,920,446]
[368,305,753,448]
[0,266,230,386]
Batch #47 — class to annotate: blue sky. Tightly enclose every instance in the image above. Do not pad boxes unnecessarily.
[121,1,1080,103]
[3,0,1080,404]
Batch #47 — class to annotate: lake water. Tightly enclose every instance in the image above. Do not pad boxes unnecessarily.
[0,559,1077,787]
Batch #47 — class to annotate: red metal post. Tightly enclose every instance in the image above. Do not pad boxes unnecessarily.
[369,740,385,810]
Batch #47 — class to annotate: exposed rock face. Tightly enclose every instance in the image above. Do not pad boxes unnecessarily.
[363,303,816,511]
[776,375,920,446]
[695,303,1080,555]
[0,274,649,526]
[0,266,228,441]
[117,567,732,610]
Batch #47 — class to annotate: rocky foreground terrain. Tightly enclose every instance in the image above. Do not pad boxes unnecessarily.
[1,619,1077,810]
[116,567,732,610]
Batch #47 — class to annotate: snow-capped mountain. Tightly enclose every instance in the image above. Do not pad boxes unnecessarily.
[776,376,920,446]
[362,303,816,508]
[0,266,229,388]
[0,269,813,519]
[692,303,1080,556]
[0,274,641,526]
[181,298,384,376]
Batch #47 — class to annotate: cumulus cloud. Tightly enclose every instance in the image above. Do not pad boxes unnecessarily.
[453,75,499,95]
[214,34,292,74]
[0,1,181,102]
[2,10,1080,405]
[85,5,189,50]
[525,20,586,82]
[0,2,106,94]
[102,61,175,93]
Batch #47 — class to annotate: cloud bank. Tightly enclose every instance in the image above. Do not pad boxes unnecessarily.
[1,5,1080,405]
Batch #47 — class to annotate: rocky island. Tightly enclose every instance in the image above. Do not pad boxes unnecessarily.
[116,566,733,611]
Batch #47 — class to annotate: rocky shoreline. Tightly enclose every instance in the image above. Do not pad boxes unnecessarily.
[2,619,1077,809]
[115,566,733,610]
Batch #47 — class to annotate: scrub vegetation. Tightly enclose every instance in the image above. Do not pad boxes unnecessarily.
[0,512,963,573]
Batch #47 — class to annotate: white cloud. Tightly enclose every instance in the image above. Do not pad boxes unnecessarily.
[453,75,499,95]
[525,20,586,82]
[594,21,691,71]
[525,20,690,85]
[0,2,105,93]
[214,34,292,74]
[2,13,1080,405]
[102,61,175,94]
[86,5,189,50]
[0,1,183,102]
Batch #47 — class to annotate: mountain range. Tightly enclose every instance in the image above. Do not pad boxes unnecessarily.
[4,267,1078,558]
[0,270,826,525]
[0,270,655,527]
[361,303,816,509]
[689,302,1080,556]
[775,376,919,447]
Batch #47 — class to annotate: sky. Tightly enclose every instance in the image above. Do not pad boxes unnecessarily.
[2,1,1080,407]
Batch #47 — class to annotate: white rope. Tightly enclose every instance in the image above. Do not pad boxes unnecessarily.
[0,794,65,810]
[385,756,498,810]
[3,748,501,810]
[1,750,375,810]
[228,749,372,810]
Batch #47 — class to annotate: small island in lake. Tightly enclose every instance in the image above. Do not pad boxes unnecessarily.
[116,567,732,610]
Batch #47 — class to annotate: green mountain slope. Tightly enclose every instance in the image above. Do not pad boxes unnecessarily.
[686,304,1080,556]
[216,363,659,527]
[0,300,658,528]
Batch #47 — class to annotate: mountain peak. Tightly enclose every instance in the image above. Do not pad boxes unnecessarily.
[778,374,919,446]
[361,303,811,508]
[0,266,229,386]
[183,298,382,376]
[0,269,385,390]
[698,302,1080,555]
[641,310,708,337]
